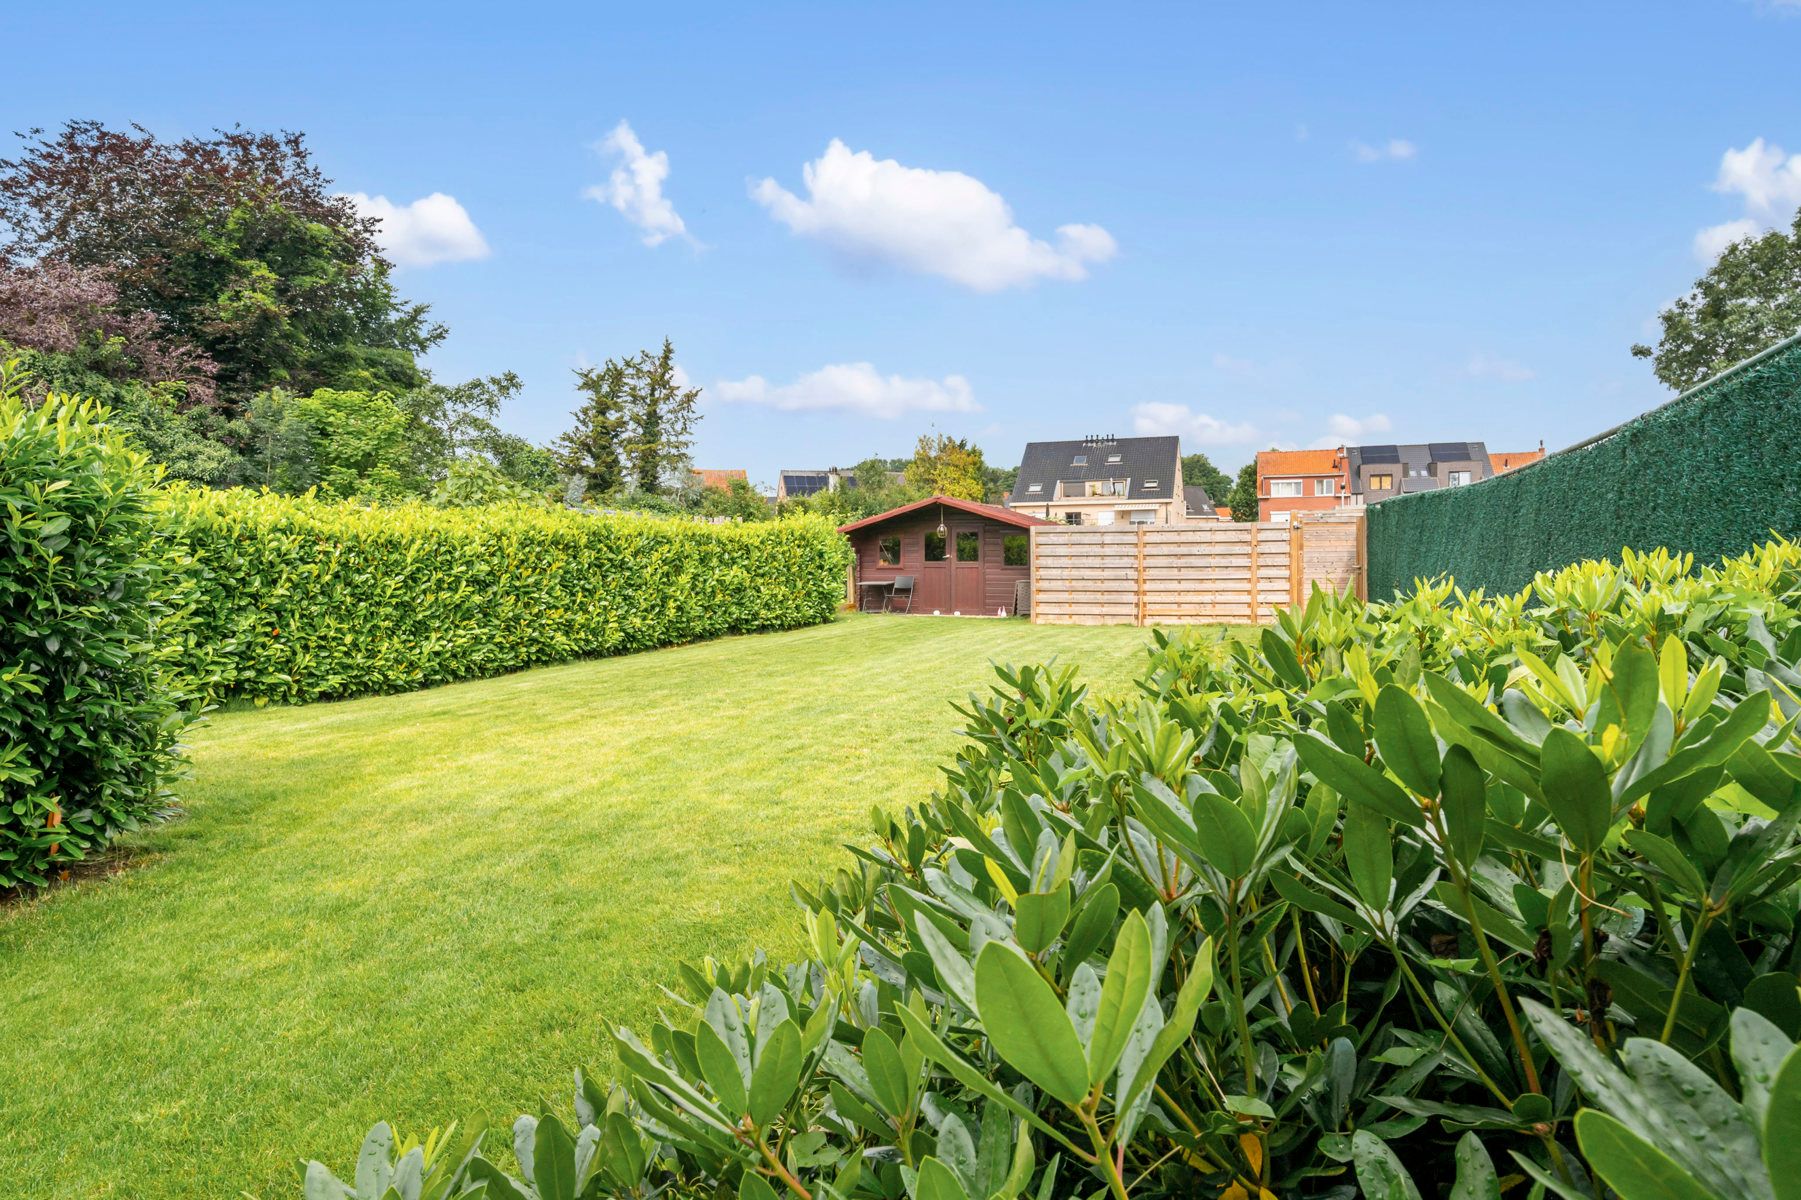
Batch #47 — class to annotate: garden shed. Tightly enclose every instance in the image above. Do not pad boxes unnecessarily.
[840,496,1053,615]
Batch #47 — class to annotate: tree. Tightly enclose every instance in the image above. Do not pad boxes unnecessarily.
[905,434,986,500]
[1632,210,1801,391]
[694,477,773,521]
[622,339,699,494]
[842,456,921,519]
[1227,460,1260,522]
[397,371,539,485]
[555,359,630,495]
[1181,452,1233,505]
[241,387,416,500]
[0,121,442,408]
[984,464,1018,504]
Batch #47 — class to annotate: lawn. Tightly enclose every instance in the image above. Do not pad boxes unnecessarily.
[0,615,1218,1199]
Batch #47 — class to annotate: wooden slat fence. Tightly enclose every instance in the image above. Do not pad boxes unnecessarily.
[1029,513,1364,626]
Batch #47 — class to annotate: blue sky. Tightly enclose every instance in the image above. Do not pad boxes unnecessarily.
[13,1,1801,486]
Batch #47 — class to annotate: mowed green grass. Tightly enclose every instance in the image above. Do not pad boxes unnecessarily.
[0,615,1218,1199]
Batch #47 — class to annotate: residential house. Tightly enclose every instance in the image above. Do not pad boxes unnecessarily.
[691,468,748,491]
[1345,442,1493,504]
[1183,484,1226,520]
[776,467,855,503]
[1489,443,1546,475]
[1255,448,1350,523]
[1005,435,1185,525]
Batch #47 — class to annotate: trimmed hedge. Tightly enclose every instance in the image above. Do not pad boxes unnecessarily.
[1366,332,1801,597]
[161,489,852,704]
[1,380,196,889]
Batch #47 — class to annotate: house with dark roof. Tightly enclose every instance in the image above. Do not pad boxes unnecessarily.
[1005,434,1185,525]
[1183,484,1226,520]
[775,467,855,502]
[1345,442,1493,503]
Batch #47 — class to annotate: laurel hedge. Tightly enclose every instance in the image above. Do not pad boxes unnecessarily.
[161,489,853,704]
[1366,332,1801,598]
[0,376,197,889]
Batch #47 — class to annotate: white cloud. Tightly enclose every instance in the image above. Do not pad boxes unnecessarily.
[1467,354,1536,383]
[1130,402,1259,446]
[751,140,1116,291]
[1351,138,1417,163]
[1308,413,1392,447]
[345,192,489,268]
[714,362,978,419]
[586,120,690,247]
[1692,137,1801,260]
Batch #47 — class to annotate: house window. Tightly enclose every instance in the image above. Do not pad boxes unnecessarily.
[924,531,947,561]
[1063,512,1082,525]
[1086,479,1126,497]
[1447,470,1472,487]
[1071,454,1088,467]
[1369,473,1394,491]
[1269,480,1303,498]
[1143,479,1160,488]
[1106,453,1122,463]
[1026,483,1043,494]
[878,535,900,566]
[1127,509,1155,525]
[1002,534,1028,566]
[1315,478,1335,496]
[955,531,980,562]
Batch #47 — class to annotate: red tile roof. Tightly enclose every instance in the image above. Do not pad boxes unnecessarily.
[691,468,748,490]
[1257,448,1343,476]
[1489,449,1545,474]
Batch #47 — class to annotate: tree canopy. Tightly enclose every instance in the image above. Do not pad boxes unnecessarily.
[1180,452,1233,506]
[1632,208,1801,391]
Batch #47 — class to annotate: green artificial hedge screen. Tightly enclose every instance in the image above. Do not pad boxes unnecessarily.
[1366,333,1801,598]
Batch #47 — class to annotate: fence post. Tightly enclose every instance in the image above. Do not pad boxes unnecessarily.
[1289,519,1305,608]
[1355,513,1368,602]
[1248,525,1261,623]
[1029,527,1041,624]
[1135,526,1147,626]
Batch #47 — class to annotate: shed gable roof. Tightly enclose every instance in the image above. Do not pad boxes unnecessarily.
[837,495,1055,534]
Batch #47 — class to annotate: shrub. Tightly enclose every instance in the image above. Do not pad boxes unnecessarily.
[162,489,852,704]
[301,539,1801,1199]
[0,362,196,889]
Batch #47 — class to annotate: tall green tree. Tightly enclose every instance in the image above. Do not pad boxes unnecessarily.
[1180,452,1233,505]
[0,121,442,409]
[1632,209,1801,390]
[1227,460,1260,522]
[622,339,699,494]
[905,433,986,500]
[555,359,630,496]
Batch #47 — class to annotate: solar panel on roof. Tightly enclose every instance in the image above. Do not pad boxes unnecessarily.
[1361,445,1401,463]
[1427,442,1470,459]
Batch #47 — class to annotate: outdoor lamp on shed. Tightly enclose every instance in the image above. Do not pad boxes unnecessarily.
[936,504,946,538]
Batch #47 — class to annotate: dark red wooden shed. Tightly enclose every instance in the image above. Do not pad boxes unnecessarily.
[839,496,1054,616]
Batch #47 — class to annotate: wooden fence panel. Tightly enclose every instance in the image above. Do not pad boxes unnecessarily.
[1030,513,1364,626]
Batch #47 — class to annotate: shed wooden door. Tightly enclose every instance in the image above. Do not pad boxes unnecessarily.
[951,525,984,613]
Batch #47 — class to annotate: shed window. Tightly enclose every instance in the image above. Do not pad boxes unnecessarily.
[924,531,947,561]
[878,535,901,566]
[1003,534,1028,566]
[955,532,980,562]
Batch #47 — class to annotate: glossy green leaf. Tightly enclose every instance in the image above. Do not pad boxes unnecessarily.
[974,942,1092,1106]
[1375,684,1442,796]
[1540,727,1613,854]
[1015,886,1072,955]
[1343,800,1393,912]
[1437,744,1487,869]
[1189,791,1258,877]
[1087,910,1153,1085]
[1295,732,1422,827]
[1575,1110,1714,1200]
[747,1019,802,1126]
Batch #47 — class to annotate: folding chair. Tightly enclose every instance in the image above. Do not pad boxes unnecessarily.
[888,575,915,613]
